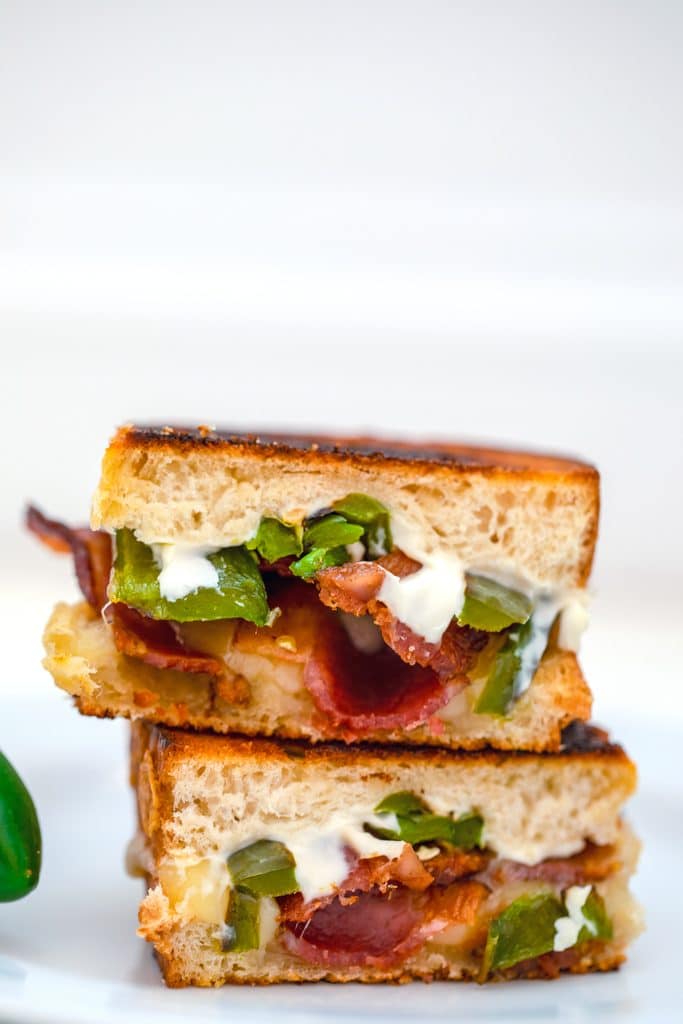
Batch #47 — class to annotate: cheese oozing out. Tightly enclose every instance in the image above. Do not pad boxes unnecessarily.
[156,812,607,936]
[234,811,405,905]
[158,811,407,925]
[154,543,220,601]
[141,501,588,651]
[378,556,466,646]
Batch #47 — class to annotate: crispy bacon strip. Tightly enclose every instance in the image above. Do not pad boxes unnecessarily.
[282,887,424,967]
[279,842,489,969]
[303,618,453,735]
[421,847,490,885]
[26,505,112,612]
[280,846,434,926]
[315,552,488,680]
[232,578,323,663]
[27,506,224,680]
[341,846,434,896]
[281,880,488,968]
[279,837,617,970]
[105,603,226,679]
[486,842,619,889]
[235,578,454,737]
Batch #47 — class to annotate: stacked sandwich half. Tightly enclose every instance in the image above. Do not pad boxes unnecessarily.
[30,426,641,985]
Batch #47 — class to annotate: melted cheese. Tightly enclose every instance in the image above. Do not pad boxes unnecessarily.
[159,812,406,925]
[258,897,280,949]
[558,593,590,652]
[378,557,466,645]
[513,595,560,698]
[241,811,404,904]
[142,501,588,651]
[159,854,231,925]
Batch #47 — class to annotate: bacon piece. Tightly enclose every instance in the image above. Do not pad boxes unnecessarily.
[282,888,424,968]
[303,617,453,735]
[235,577,453,736]
[420,880,488,932]
[26,505,112,611]
[106,603,226,679]
[422,847,490,885]
[279,848,433,925]
[316,553,487,680]
[513,941,604,979]
[27,506,225,680]
[344,846,434,895]
[487,842,619,889]
[280,879,488,969]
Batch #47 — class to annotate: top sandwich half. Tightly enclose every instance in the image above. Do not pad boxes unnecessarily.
[33,425,599,750]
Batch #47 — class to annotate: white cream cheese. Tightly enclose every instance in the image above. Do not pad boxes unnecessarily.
[376,514,467,645]
[553,884,594,952]
[258,896,280,949]
[558,593,590,652]
[378,556,466,646]
[153,543,219,601]
[345,541,366,562]
[512,595,561,699]
[227,812,405,905]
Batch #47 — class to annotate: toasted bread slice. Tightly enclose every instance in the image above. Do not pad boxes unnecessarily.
[92,426,599,589]
[130,721,640,986]
[44,600,592,751]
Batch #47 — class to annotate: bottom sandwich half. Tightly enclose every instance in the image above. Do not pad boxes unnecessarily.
[129,721,642,986]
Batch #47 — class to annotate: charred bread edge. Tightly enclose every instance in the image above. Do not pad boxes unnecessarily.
[114,424,599,481]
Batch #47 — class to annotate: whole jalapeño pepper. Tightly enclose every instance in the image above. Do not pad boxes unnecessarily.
[0,751,42,901]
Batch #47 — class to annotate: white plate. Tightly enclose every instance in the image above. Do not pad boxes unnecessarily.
[0,693,675,1024]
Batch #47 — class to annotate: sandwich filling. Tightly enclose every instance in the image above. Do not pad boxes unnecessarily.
[27,500,588,731]
[138,789,633,978]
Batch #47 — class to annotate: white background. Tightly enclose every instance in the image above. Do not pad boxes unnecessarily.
[2,1,681,724]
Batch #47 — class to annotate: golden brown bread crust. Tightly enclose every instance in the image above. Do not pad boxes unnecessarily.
[93,424,600,588]
[115,425,599,480]
[149,921,626,987]
[133,717,632,775]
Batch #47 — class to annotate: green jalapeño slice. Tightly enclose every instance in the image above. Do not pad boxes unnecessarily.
[222,887,260,952]
[331,493,393,557]
[368,791,484,849]
[245,518,302,563]
[110,529,270,624]
[290,513,363,579]
[481,892,564,977]
[302,514,365,552]
[480,886,613,978]
[227,840,299,897]
[290,494,393,577]
[458,574,533,632]
[578,889,613,942]
[474,618,533,716]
